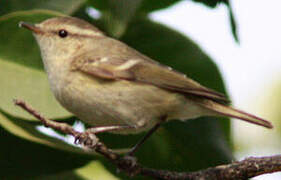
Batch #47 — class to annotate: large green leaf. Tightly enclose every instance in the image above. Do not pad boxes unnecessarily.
[93,17,233,178]
[0,0,86,16]
[123,18,228,96]
[0,9,233,179]
[0,120,91,179]
[0,109,88,154]
[0,106,119,179]
[34,171,85,180]
[74,161,119,180]
[139,0,182,12]
[0,10,72,120]
[88,0,184,37]
[192,0,239,42]
[33,161,119,180]
[192,0,227,7]
[88,0,143,37]
[75,8,233,171]
[0,108,126,179]
[90,0,182,13]
[121,17,232,139]
[88,0,238,42]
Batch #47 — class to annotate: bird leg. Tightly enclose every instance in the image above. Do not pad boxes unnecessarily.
[127,117,166,156]
[13,99,134,148]
[14,99,165,155]
[78,118,166,155]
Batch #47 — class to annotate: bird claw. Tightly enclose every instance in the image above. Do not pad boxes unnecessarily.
[74,133,84,144]
[74,132,99,148]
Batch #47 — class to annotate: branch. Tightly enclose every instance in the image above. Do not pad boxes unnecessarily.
[140,155,281,179]
[14,99,281,180]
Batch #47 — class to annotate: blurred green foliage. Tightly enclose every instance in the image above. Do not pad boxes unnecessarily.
[0,0,236,179]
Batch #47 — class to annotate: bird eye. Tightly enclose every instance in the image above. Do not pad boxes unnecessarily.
[58,29,68,38]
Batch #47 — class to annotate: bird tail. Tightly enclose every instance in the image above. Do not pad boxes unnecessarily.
[195,100,273,129]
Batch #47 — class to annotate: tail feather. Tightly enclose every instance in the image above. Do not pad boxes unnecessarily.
[196,100,273,129]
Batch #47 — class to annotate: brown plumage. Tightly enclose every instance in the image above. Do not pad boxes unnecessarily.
[20,16,273,135]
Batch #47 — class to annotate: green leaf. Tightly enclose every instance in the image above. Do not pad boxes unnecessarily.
[0,9,233,179]
[122,16,231,167]
[74,161,119,180]
[33,161,119,180]
[228,4,239,43]
[89,0,239,42]
[139,0,182,12]
[192,0,239,42]
[89,0,143,37]
[88,0,185,37]
[0,0,86,16]
[0,109,91,154]
[90,0,182,13]
[192,0,226,8]
[0,10,72,120]
[122,17,232,138]
[34,171,85,180]
[0,117,91,179]
[0,107,119,179]
[98,17,233,174]
[123,18,228,94]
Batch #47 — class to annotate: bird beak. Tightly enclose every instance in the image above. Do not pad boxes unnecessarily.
[19,21,42,34]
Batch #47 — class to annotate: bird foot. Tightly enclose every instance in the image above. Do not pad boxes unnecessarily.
[74,125,134,148]
[74,132,99,148]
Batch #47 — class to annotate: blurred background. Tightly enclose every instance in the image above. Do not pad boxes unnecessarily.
[0,0,280,179]
[150,0,281,179]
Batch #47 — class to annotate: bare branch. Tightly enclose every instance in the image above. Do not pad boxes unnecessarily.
[140,155,281,179]
[14,99,281,180]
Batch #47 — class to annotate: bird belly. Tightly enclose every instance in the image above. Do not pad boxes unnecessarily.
[52,72,208,134]
[52,72,180,134]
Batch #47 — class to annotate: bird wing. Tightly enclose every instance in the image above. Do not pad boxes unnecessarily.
[71,53,274,129]
[71,52,229,103]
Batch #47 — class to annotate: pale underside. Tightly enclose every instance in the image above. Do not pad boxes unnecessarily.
[54,70,214,134]
[39,36,271,134]
[44,37,224,134]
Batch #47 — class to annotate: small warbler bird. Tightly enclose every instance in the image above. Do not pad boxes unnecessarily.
[19,17,272,143]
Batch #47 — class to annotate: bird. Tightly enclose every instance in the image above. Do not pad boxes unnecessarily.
[19,16,272,154]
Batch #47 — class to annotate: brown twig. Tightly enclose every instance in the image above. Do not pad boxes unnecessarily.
[14,99,281,180]
[140,155,281,179]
